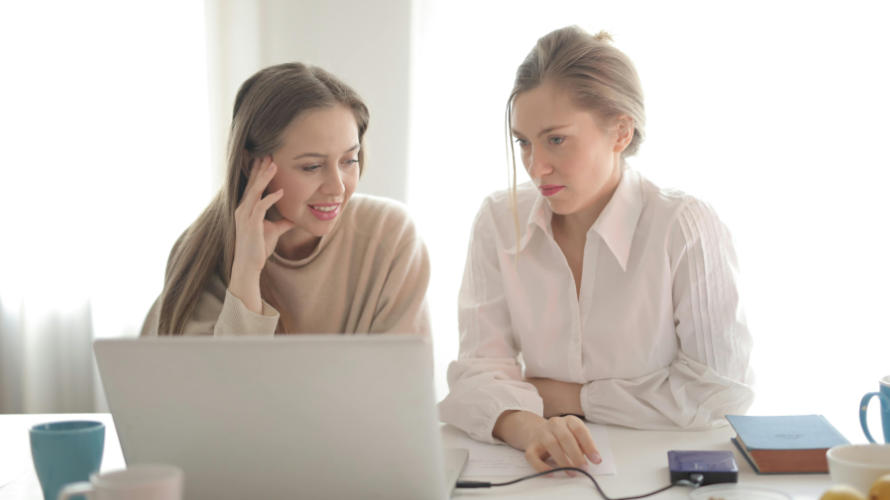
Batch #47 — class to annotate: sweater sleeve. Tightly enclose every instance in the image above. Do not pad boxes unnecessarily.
[438,199,544,443]
[139,274,280,336]
[367,212,432,336]
[579,199,754,429]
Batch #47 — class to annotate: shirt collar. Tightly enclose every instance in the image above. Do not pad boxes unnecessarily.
[506,168,644,271]
[505,191,552,255]
[591,168,643,271]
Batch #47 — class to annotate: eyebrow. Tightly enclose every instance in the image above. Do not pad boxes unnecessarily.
[511,124,572,138]
[292,143,360,160]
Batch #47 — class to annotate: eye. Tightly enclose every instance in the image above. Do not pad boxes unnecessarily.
[514,137,530,148]
[302,164,322,172]
[342,158,359,167]
[548,136,565,146]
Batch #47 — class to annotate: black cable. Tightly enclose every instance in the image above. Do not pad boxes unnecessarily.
[456,468,704,500]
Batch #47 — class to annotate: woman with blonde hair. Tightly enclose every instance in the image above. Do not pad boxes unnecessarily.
[440,26,753,472]
[141,63,429,336]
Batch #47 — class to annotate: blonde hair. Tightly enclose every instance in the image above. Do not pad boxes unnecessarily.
[505,26,645,243]
[158,63,369,335]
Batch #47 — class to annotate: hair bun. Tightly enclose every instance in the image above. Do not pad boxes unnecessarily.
[593,30,613,43]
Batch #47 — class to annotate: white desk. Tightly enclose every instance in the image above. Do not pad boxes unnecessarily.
[443,424,831,499]
[1,413,830,499]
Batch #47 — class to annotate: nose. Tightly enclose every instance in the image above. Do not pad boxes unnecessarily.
[321,162,345,196]
[525,147,553,180]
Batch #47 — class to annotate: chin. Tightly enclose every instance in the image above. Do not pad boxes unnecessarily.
[545,199,573,216]
[312,219,340,235]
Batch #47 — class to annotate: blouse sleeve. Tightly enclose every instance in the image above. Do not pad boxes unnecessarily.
[438,199,544,443]
[139,274,280,336]
[580,199,754,429]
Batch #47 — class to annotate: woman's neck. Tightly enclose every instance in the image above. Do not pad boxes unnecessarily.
[275,229,321,261]
[552,164,623,241]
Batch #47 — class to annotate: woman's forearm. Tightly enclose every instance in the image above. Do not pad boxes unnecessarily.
[526,378,584,418]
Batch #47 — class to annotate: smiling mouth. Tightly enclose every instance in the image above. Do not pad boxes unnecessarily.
[308,203,341,220]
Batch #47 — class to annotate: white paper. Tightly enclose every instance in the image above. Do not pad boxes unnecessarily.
[445,423,616,478]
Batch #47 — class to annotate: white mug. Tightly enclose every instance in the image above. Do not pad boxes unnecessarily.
[57,464,182,500]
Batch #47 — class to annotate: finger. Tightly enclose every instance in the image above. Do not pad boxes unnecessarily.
[524,444,553,473]
[243,158,276,209]
[240,156,268,212]
[551,421,587,469]
[540,434,573,471]
[254,188,284,219]
[247,155,271,185]
[567,417,601,464]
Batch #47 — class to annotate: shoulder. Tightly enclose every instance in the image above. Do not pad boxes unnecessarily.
[344,193,423,249]
[637,173,692,217]
[639,173,718,222]
[347,193,416,230]
[636,173,730,250]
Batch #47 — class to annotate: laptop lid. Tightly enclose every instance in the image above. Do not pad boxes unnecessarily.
[94,335,458,500]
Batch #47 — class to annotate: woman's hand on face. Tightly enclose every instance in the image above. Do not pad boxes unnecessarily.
[234,156,296,269]
[494,411,601,474]
[229,156,295,313]
[526,377,584,418]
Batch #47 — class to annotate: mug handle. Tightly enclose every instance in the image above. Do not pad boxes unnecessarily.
[860,392,890,444]
[57,481,94,500]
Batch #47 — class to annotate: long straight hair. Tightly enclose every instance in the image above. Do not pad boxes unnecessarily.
[157,63,369,335]
[505,26,646,247]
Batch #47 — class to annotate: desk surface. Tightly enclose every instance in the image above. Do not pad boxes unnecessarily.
[1,413,831,499]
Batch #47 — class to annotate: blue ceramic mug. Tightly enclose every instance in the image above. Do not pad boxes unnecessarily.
[860,375,890,444]
[29,420,105,500]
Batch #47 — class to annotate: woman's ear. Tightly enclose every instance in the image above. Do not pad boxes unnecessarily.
[612,115,634,153]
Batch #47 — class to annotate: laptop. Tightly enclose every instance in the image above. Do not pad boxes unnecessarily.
[94,335,467,500]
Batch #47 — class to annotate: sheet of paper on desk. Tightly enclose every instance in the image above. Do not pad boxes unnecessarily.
[445,423,616,477]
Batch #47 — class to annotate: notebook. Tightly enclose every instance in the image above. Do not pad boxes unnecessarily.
[726,414,848,474]
[94,335,467,500]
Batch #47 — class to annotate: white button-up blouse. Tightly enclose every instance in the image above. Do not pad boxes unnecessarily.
[438,168,754,443]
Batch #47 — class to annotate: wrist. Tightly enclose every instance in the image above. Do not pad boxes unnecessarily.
[228,267,263,314]
[230,256,263,282]
[493,410,546,451]
[532,378,585,418]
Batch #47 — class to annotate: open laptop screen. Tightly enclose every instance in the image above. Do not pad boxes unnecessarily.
[95,335,458,500]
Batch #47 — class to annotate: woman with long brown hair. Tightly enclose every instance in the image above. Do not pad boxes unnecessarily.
[141,63,429,336]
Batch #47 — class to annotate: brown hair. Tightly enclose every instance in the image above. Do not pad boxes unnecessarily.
[505,26,645,239]
[158,63,369,334]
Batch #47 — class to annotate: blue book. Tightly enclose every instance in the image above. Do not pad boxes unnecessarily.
[725,414,849,474]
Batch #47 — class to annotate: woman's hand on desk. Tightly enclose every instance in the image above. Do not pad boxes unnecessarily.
[230,156,295,313]
[526,377,584,418]
[493,411,602,473]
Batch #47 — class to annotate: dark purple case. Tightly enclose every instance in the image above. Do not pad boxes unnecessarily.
[667,450,738,485]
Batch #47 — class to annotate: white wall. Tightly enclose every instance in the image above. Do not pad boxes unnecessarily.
[204,0,413,201]
[0,1,213,412]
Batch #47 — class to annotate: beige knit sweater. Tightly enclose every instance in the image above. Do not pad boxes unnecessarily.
[140,194,431,336]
